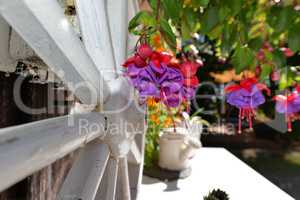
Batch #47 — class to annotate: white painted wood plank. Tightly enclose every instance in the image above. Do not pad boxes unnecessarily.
[75,0,117,80]
[0,113,106,192]
[128,133,145,200]
[0,0,109,104]
[140,148,295,200]
[103,77,146,200]
[119,157,131,200]
[9,28,36,60]
[128,140,142,165]
[58,141,110,200]
[106,157,119,200]
[127,0,139,56]
[107,0,128,72]
[96,157,120,200]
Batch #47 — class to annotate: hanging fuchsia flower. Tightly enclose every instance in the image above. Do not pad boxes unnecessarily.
[274,91,300,132]
[122,44,171,68]
[225,78,270,133]
[179,61,201,101]
[122,44,200,108]
[296,85,300,93]
[280,47,294,58]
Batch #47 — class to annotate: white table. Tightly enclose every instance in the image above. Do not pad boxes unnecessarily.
[139,148,294,200]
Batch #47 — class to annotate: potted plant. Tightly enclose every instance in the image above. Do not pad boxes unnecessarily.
[122,43,204,175]
[158,111,209,171]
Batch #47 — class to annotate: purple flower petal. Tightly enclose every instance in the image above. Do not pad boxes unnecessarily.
[182,86,196,100]
[226,86,265,109]
[163,93,181,107]
[276,95,300,114]
[125,59,196,107]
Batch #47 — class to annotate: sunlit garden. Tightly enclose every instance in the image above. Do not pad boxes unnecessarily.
[126,0,300,199]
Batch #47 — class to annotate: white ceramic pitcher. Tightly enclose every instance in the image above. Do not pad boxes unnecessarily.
[158,127,201,171]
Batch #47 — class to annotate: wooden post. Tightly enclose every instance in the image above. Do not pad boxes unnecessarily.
[0,72,21,128]
[24,82,76,200]
[0,72,26,200]
[0,76,76,200]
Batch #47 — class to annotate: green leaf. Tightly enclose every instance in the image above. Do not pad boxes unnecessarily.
[248,37,264,51]
[225,24,238,52]
[218,6,230,22]
[183,7,198,31]
[223,0,242,15]
[128,11,156,33]
[148,0,157,11]
[259,63,273,80]
[232,45,255,73]
[161,0,181,23]
[192,0,210,7]
[160,19,177,51]
[181,18,192,40]
[201,6,219,33]
[220,24,233,54]
[279,69,295,90]
[288,22,300,52]
[272,50,286,68]
[264,51,273,61]
[208,24,223,40]
[267,6,295,33]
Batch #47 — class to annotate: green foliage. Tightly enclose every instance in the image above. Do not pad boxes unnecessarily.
[288,22,300,52]
[128,0,300,87]
[200,6,219,33]
[144,103,169,168]
[194,0,210,7]
[144,123,160,168]
[260,63,273,80]
[128,11,156,34]
[279,68,296,90]
[272,50,286,68]
[267,6,295,34]
[159,18,177,51]
[148,0,158,12]
[232,45,255,73]
[161,0,181,24]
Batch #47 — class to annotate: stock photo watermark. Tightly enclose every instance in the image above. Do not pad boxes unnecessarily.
[10,68,291,134]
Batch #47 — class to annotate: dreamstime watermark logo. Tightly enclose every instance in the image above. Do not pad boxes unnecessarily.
[11,68,289,133]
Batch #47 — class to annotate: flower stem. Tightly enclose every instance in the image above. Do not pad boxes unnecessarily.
[238,108,242,134]
[156,0,161,22]
[161,91,176,133]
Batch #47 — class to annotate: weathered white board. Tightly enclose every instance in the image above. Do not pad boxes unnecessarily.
[0,113,106,192]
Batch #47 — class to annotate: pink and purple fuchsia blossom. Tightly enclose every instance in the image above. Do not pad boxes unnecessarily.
[275,90,300,132]
[126,62,186,107]
[123,44,200,108]
[225,78,269,134]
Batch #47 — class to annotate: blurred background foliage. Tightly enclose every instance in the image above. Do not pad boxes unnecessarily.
[131,0,300,89]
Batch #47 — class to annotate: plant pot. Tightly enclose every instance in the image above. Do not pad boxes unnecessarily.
[158,127,201,171]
